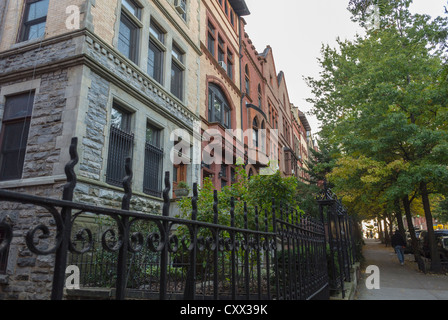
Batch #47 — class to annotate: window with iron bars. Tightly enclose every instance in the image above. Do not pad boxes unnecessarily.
[143,123,163,197]
[106,106,134,187]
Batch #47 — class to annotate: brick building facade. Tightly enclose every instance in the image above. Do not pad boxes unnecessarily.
[0,0,317,299]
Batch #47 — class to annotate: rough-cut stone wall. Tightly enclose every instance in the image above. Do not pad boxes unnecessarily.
[79,71,109,182]
[23,70,68,179]
[0,24,199,298]
[0,183,65,300]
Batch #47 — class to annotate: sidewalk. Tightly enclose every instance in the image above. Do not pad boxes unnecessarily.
[355,239,448,300]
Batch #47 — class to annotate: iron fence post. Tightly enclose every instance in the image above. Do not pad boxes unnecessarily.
[271,198,280,300]
[51,137,78,300]
[213,190,219,300]
[243,202,250,299]
[230,197,236,300]
[184,183,198,300]
[160,171,171,300]
[115,157,133,300]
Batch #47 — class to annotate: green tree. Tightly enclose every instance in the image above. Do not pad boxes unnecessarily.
[306,0,448,272]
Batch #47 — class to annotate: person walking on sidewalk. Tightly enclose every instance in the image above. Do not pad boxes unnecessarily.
[391,230,407,265]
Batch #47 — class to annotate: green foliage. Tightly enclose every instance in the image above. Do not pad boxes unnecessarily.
[175,164,321,233]
[306,1,448,222]
[176,181,189,189]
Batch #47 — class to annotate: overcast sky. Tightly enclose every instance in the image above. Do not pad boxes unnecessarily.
[243,0,447,135]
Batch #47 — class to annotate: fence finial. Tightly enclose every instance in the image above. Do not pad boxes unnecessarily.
[122,157,133,210]
[63,137,79,201]
[162,171,171,217]
[191,183,198,220]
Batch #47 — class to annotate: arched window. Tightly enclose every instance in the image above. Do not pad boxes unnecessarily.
[252,117,258,148]
[208,83,231,129]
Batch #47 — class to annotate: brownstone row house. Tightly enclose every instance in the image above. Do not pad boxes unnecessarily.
[0,0,316,299]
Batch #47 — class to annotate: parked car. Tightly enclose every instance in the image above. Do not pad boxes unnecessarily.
[437,236,448,262]
[419,229,448,259]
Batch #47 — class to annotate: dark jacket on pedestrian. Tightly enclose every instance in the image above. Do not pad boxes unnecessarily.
[391,231,406,248]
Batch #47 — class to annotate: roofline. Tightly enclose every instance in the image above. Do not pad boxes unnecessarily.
[228,0,250,16]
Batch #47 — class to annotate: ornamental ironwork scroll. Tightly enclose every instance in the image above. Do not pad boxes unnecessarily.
[0,137,331,301]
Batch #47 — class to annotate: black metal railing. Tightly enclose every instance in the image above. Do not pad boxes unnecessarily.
[0,137,330,300]
[143,142,163,198]
[317,183,357,298]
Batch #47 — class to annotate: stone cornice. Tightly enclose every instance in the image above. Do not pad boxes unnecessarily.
[0,29,200,132]
[83,29,200,130]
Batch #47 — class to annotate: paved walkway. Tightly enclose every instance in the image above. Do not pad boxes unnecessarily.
[355,239,448,300]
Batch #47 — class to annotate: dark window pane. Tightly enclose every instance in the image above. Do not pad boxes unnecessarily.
[4,92,34,120]
[0,121,31,180]
[146,123,161,148]
[0,92,34,181]
[122,0,140,19]
[118,12,138,63]
[118,19,132,59]
[143,142,163,197]
[171,62,183,100]
[148,40,164,84]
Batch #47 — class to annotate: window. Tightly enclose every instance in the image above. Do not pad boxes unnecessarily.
[122,0,141,18]
[245,65,250,96]
[148,21,165,84]
[220,164,228,188]
[106,105,134,187]
[171,44,185,100]
[118,0,141,63]
[260,120,266,152]
[252,118,259,148]
[227,50,233,80]
[143,122,163,197]
[208,84,231,129]
[258,84,262,109]
[19,0,49,42]
[176,0,187,21]
[0,92,34,181]
[218,36,225,63]
[207,21,216,56]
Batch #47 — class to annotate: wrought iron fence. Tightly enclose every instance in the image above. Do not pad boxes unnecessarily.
[0,137,330,300]
[317,183,357,298]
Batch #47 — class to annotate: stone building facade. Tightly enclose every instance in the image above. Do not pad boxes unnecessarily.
[0,0,201,299]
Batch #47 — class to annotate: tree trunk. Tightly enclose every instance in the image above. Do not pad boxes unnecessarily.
[420,182,442,273]
[402,195,425,272]
[383,216,390,247]
[394,199,406,239]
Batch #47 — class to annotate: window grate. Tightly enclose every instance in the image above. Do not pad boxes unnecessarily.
[106,126,134,187]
